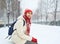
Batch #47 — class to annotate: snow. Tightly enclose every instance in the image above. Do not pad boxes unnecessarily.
[0,24,60,44]
[0,27,13,44]
[30,24,60,44]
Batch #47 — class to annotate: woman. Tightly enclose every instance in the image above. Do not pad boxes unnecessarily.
[11,9,37,44]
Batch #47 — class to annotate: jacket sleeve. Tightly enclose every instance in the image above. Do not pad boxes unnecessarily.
[14,19,32,41]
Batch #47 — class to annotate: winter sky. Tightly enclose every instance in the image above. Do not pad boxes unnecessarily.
[19,0,60,13]
[19,0,39,14]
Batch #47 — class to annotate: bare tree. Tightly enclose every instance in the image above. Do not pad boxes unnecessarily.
[38,0,43,24]
[45,2,48,24]
[0,0,7,27]
[7,0,11,27]
[54,0,58,25]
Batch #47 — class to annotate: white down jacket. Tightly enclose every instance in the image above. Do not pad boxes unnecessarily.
[11,16,32,44]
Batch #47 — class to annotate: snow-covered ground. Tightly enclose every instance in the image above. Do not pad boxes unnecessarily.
[30,24,60,44]
[0,24,60,44]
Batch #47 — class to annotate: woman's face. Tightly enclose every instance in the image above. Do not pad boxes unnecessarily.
[26,12,32,19]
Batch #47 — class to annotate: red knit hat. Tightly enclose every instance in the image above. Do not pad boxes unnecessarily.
[24,9,33,15]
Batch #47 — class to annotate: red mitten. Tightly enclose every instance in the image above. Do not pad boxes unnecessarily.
[31,37,37,43]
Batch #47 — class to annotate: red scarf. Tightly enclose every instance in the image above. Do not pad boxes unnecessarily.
[23,9,32,35]
[23,15,31,35]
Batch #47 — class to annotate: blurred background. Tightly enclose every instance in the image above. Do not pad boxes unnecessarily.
[0,0,20,27]
[0,0,60,27]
